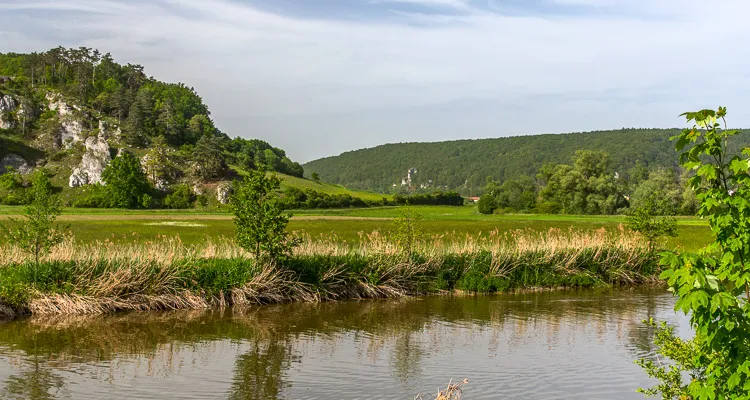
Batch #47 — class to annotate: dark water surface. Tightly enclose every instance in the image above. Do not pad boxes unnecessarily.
[0,289,687,399]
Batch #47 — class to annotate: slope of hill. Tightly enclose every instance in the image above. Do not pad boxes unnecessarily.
[303,129,750,195]
[229,165,388,203]
[277,174,387,202]
[0,47,326,208]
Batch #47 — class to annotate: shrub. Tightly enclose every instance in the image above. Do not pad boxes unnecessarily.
[639,107,750,398]
[164,184,195,209]
[101,151,152,208]
[477,194,496,215]
[390,204,424,255]
[71,184,109,208]
[625,194,677,249]
[196,194,209,208]
[0,166,23,190]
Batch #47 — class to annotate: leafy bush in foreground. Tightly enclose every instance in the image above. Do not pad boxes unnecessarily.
[639,108,750,398]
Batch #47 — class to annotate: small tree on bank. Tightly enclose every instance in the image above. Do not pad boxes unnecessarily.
[390,204,424,256]
[625,194,678,249]
[230,168,298,263]
[1,169,67,279]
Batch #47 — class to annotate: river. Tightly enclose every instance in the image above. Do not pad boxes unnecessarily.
[0,288,687,399]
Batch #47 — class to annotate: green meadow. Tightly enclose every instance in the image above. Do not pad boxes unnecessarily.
[0,205,712,251]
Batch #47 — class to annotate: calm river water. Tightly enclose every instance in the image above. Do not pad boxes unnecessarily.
[0,289,687,399]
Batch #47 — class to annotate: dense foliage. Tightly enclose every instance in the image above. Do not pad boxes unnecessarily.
[101,151,152,208]
[640,108,750,398]
[0,47,305,208]
[537,150,626,215]
[477,149,697,215]
[304,129,750,195]
[230,168,298,262]
[392,192,464,206]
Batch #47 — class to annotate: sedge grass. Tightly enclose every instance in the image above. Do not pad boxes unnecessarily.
[0,227,658,319]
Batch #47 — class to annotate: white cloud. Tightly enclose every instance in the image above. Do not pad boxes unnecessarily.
[370,0,472,9]
[546,0,619,7]
[1,0,750,162]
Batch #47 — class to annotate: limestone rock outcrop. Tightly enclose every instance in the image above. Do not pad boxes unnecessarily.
[0,94,18,130]
[0,154,31,175]
[217,182,232,204]
[69,121,112,187]
[47,93,84,148]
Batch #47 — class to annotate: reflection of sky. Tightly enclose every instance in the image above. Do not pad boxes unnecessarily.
[2,0,750,162]
[0,290,689,399]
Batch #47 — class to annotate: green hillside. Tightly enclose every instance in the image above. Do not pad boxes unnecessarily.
[303,128,750,195]
[0,47,368,209]
[229,165,388,202]
[277,173,387,202]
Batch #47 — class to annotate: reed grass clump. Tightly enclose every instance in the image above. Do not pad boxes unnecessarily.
[0,227,658,319]
[415,379,470,400]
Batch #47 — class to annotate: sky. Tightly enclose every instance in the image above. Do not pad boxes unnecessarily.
[1,0,750,163]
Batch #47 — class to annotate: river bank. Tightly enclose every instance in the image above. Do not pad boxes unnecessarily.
[0,228,659,319]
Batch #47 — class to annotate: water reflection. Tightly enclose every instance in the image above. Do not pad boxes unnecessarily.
[1,358,66,400]
[0,288,682,399]
[229,339,297,400]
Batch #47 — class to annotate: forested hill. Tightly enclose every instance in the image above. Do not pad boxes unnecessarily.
[0,47,306,208]
[303,128,750,195]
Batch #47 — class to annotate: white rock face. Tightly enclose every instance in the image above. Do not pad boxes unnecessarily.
[0,154,31,175]
[140,153,169,190]
[0,94,18,130]
[60,119,84,148]
[46,93,80,117]
[69,121,112,187]
[47,93,84,148]
[217,182,232,204]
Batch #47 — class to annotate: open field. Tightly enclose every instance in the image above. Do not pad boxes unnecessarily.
[0,205,712,250]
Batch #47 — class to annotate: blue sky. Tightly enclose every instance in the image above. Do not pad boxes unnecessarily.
[1,0,750,162]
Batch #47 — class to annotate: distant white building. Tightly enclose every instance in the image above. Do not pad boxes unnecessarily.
[400,167,419,186]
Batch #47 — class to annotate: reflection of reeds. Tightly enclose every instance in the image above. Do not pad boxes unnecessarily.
[0,288,664,373]
[0,228,657,318]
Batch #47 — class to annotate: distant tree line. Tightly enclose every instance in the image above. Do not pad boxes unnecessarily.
[478,150,698,215]
[393,192,464,206]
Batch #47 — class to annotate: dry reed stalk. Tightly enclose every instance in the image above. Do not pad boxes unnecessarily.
[415,379,469,400]
[28,291,212,315]
[0,228,654,317]
[0,228,649,267]
[230,266,317,305]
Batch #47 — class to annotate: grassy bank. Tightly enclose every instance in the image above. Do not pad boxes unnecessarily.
[0,228,658,319]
